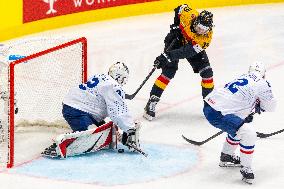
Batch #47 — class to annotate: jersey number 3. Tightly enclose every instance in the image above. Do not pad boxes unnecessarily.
[79,76,99,90]
[225,78,248,94]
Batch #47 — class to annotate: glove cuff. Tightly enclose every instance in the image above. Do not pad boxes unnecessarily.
[162,52,171,62]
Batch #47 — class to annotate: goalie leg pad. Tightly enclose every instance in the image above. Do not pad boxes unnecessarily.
[43,122,115,158]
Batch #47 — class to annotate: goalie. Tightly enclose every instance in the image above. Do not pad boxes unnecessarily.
[43,62,141,158]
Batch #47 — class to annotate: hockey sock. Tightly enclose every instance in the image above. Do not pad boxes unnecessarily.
[201,77,214,98]
[222,134,240,155]
[237,124,256,167]
[150,74,170,97]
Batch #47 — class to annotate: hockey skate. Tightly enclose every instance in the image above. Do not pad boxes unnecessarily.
[143,95,160,121]
[219,152,241,167]
[240,166,254,184]
[42,143,60,158]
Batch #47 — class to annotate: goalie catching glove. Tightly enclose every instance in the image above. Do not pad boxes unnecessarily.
[119,121,141,150]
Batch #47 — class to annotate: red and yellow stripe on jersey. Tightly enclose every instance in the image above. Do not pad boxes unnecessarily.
[201,77,214,89]
[154,74,170,90]
[178,4,213,50]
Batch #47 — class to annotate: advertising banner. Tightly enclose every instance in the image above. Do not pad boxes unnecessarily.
[23,0,158,23]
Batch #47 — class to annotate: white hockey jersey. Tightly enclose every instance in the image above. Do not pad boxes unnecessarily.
[204,72,276,119]
[63,74,135,131]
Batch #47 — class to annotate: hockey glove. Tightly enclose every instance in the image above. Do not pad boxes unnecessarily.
[154,53,171,69]
[255,99,265,114]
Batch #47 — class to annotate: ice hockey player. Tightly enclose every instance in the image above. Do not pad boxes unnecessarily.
[43,62,141,157]
[144,4,215,120]
[203,62,276,184]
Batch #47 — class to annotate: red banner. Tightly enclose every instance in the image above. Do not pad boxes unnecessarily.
[23,0,158,23]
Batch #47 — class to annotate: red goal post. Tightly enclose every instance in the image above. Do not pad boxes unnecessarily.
[3,37,87,168]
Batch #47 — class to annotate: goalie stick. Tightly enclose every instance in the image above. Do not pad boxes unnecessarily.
[125,39,177,100]
[126,143,148,157]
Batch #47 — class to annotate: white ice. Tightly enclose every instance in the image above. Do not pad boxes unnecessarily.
[1,3,284,189]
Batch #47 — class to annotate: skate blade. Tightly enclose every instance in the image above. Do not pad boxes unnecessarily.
[219,162,241,167]
[143,112,154,121]
[242,177,253,184]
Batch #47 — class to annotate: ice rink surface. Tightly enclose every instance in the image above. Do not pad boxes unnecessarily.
[1,2,284,189]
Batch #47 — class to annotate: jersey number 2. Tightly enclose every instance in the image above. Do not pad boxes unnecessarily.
[225,78,248,94]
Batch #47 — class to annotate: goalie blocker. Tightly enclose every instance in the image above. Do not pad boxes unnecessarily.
[42,121,143,158]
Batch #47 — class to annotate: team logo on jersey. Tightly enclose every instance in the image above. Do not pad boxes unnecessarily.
[43,0,57,15]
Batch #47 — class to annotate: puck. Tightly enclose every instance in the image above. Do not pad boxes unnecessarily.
[118,149,124,153]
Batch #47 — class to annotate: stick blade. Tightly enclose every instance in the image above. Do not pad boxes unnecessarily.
[125,94,134,100]
[182,135,204,146]
[256,132,268,138]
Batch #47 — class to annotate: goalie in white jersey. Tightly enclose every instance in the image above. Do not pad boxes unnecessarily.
[63,62,139,145]
[43,62,141,158]
[204,62,276,184]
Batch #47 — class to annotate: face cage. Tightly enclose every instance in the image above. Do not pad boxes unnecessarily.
[194,23,210,35]
[117,75,128,86]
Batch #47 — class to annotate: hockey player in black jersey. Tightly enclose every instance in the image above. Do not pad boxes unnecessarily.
[144,4,215,120]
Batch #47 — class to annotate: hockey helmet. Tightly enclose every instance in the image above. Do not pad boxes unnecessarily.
[108,62,129,86]
[249,62,266,78]
[193,10,214,34]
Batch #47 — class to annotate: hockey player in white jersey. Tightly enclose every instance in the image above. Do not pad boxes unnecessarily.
[43,62,141,157]
[203,62,276,184]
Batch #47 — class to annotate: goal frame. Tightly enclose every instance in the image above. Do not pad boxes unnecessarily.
[6,37,88,168]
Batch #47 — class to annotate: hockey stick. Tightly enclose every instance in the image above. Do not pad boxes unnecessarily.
[182,131,223,146]
[182,112,258,146]
[182,129,284,146]
[126,143,148,157]
[256,129,284,138]
[125,66,156,100]
[125,39,177,100]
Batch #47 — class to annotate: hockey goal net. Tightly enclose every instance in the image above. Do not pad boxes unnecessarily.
[0,37,87,168]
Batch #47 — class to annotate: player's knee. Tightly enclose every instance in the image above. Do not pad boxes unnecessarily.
[200,66,213,78]
[162,66,177,79]
[237,124,257,144]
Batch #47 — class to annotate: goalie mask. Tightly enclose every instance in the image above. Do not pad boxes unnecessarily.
[249,62,266,78]
[193,10,214,35]
[108,62,129,86]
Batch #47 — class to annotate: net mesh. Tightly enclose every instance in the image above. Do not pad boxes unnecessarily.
[0,37,87,168]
